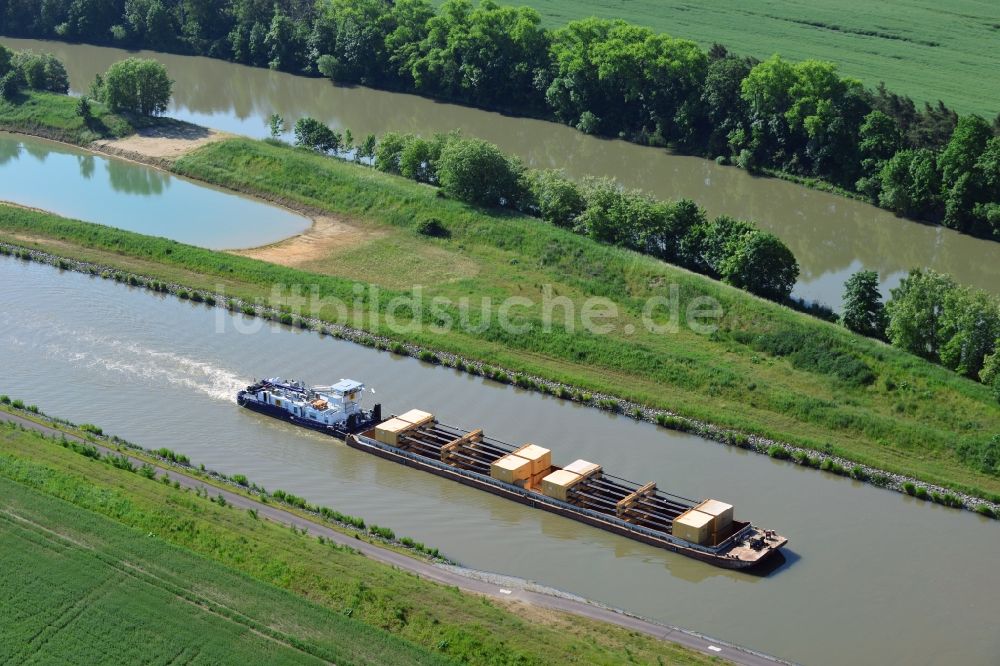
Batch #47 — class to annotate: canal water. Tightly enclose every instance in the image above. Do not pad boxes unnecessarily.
[0,133,309,249]
[1,256,997,666]
[3,37,998,308]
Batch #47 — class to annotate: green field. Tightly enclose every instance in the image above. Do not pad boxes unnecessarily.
[0,466,444,663]
[487,0,1000,117]
[0,418,715,665]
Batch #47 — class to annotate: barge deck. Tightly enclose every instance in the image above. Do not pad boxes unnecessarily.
[348,419,787,570]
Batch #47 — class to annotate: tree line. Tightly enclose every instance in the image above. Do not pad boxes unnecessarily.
[841,268,1000,406]
[1,0,998,239]
[291,118,799,301]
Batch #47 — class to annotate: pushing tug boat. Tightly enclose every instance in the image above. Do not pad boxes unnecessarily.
[237,378,787,570]
[237,378,382,434]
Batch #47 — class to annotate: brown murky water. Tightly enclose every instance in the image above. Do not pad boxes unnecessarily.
[3,37,998,309]
[2,257,998,665]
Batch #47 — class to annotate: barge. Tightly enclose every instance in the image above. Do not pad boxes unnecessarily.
[237,378,787,570]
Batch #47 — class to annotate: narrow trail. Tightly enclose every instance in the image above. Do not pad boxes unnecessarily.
[1,411,790,666]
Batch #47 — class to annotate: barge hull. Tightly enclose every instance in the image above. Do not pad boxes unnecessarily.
[346,434,783,570]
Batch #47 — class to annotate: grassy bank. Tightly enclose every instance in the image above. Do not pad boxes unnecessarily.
[0,416,716,665]
[489,0,1000,117]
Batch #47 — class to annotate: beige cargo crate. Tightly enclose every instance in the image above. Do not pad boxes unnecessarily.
[395,409,434,427]
[540,469,583,501]
[491,454,532,484]
[513,443,552,475]
[373,418,413,446]
[672,509,714,545]
[562,459,602,478]
[695,499,734,532]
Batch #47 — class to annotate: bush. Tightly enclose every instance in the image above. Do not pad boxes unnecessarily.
[232,474,249,486]
[368,525,395,540]
[719,230,799,300]
[437,138,523,208]
[525,169,586,228]
[955,435,1000,477]
[416,218,450,238]
[294,117,340,153]
[108,454,135,472]
[767,445,791,460]
[751,330,876,386]
[138,463,156,479]
[12,51,69,93]
[96,58,172,115]
[903,481,917,495]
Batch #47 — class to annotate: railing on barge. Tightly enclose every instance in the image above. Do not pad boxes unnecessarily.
[352,433,755,555]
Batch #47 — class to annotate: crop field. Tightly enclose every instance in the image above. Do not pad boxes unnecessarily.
[496,0,1000,116]
[0,481,444,664]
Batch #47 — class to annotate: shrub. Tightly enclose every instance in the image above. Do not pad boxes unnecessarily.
[293,117,340,153]
[437,138,523,208]
[138,463,156,479]
[108,454,135,472]
[850,465,869,481]
[416,217,450,238]
[368,524,395,540]
[751,330,876,386]
[11,399,24,409]
[525,169,586,228]
[97,58,172,115]
[914,486,929,500]
[903,481,917,495]
[12,51,69,93]
[0,395,9,405]
[767,445,791,460]
[232,474,249,486]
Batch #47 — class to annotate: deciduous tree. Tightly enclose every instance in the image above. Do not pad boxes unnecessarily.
[841,270,887,338]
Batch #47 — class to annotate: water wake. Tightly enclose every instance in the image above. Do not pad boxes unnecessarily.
[7,326,248,403]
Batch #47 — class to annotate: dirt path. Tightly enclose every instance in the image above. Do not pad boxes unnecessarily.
[1,410,789,666]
